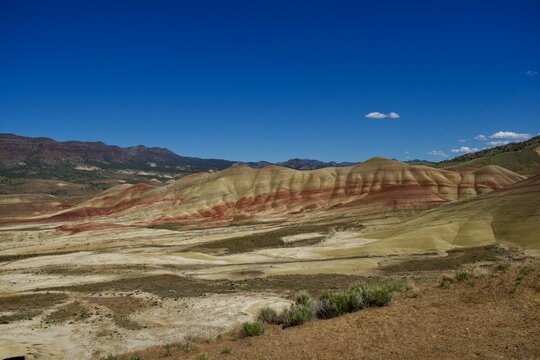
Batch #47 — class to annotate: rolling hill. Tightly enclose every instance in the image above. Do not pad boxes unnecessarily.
[23,157,525,225]
[438,134,540,174]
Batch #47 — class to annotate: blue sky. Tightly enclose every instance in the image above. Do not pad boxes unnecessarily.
[1,0,539,162]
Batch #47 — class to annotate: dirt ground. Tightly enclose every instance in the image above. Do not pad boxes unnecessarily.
[120,260,540,360]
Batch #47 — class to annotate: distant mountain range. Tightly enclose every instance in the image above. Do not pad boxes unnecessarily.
[247,158,358,170]
[0,133,236,172]
[2,133,538,184]
[0,134,361,180]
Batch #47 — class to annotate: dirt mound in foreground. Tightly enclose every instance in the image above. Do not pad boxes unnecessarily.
[122,261,540,360]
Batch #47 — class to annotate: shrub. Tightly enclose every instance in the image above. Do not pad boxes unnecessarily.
[295,291,312,306]
[456,271,470,282]
[163,343,172,357]
[195,353,209,360]
[257,307,279,324]
[439,279,451,288]
[495,263,510,272]
[520,264,533,276]
[280,302,316,327]
[221,347,232,354]
[352,284,394,307]
[317,292,353,319]
[241,321,266,337]
[383,278,410,292]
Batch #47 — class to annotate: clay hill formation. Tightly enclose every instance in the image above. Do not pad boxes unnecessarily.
[15,157,524,226]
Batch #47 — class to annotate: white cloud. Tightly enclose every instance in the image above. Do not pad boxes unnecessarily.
[428,150,448,157]
[451,146,479,154]
[365,112,400,119]
[526,70,538,77]
[458,139,467,143]
[474,134,487,140]
[487,140,511,146]
[489,131,531,140]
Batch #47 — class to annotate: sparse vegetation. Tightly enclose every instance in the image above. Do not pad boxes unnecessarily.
[257,307,279,324]
[241,321,266,337]
[280,302,317,327]
[353,283,395,307]
[0,293,67,324]
[103,355,119,360]
[112,315,143,330]
[220,347,232,355]
[317,291,355,319]
[45,301,88,323]
[179,337,194,353]
[455,271,470,282]
[195,353,209,360]
[511,264,534,293]
[382,246,504,273]
[162,343,172,357]
[186,221,359,254]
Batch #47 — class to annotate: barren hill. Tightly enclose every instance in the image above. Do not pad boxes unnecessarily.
[29,157,524,225]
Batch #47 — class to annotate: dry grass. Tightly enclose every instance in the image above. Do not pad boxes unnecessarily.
[117,260,540,360]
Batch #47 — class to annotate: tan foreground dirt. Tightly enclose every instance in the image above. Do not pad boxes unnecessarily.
[121,261,540,360]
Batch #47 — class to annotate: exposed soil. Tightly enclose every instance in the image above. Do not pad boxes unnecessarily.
[120,260,540,360]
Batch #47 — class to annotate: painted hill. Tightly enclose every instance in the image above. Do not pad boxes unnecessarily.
[28,157,525,225]
[363,172,540,250]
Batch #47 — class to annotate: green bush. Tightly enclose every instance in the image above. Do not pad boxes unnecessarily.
[195,353,209,360]
[352,284,394,307]
[317,292,352,319]
[221,347,232,354]
[241,321,266,337]
[280,302,316,327]
[257,307,279,324]
[295,291,312,306]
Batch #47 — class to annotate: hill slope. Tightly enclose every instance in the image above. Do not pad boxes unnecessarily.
[28,157,525,224]
[438,135,540,174]
[363,173,540,250]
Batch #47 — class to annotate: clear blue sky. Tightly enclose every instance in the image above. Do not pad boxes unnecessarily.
[1,0,539,162]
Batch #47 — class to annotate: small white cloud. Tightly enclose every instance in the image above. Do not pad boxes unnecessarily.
[489,131,531,140]
[526,70,538,77]
[365,112,387,119]
[487,140,511,146]
[474,134,487,140]
[458,139,467,143]
[428,150,448,157]
[451,146,479,154]
[365,112,400,119]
